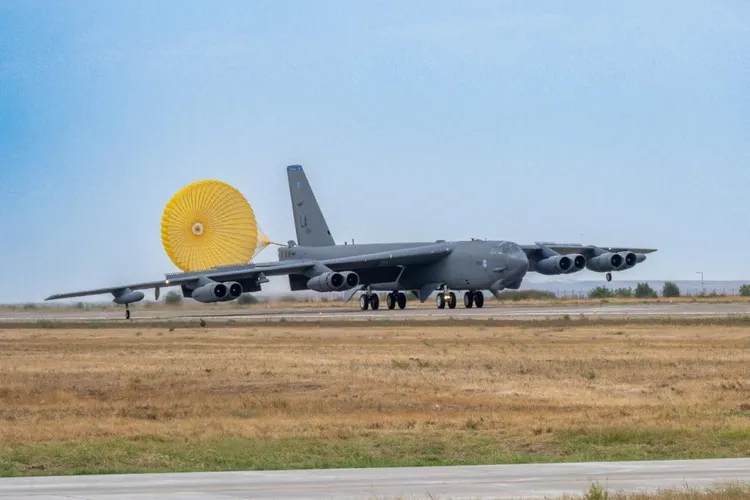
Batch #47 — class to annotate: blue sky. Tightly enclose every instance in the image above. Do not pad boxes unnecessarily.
[1,1,748,302]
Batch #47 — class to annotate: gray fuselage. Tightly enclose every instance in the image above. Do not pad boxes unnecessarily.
[279,240,529,293]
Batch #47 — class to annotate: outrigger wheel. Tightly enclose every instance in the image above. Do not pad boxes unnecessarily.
[161,180,268,272]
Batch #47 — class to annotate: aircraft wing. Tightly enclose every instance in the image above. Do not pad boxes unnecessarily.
[45,244,453,301]
[320,242,453,270]
[45,278,195,301]
[521,243,657,257]
[44,260,317,301]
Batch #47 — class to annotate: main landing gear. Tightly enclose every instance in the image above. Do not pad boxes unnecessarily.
[386,291,407,310]
[463,291,484,309]
[606,272,612,282]
[359,292,380,311]
[360,290,408,311]
[436,291,457,309]
[436,289,484,309]
[125,304,131,320]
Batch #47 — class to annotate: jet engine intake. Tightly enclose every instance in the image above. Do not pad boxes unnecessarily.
[340,271,360,289]
[616,251,638,270]
[191,282,228,303]
[307,271,359,292]
[586,253,624,273]
[219,281,243,301]
[536,255,574,275]
[569,254,586,273]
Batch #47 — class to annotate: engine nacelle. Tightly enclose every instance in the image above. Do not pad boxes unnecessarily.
[586,253,624,272]
[535,255,575,275]
[113,289,145,305]
[568,254,586,273]
[339,271,360,289]
[306,271,359,292]
[191,282,228,303]
[616,251,638,270]
[219,281,243,301]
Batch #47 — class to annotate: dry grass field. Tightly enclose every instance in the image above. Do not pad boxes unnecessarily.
[1,321,749,476]
[560,483,750,500]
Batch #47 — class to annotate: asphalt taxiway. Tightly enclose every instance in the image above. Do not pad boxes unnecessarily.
[1,459,748,499]
[2,302,750,323]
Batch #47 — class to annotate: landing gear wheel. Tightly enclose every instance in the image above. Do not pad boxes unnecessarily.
[448,292,457,309]
[606,272,612,282]
[370,293,380,310]
[125,307,131,320]
[464,292,474,308]
[360,294,369,311]
[386,293,396,310]
[436,293,446,309]
[474,291,484,308]
[397,292,407,310]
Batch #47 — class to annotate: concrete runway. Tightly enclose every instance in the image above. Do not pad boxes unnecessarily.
[3,302,750,323]
[1,459,748,499]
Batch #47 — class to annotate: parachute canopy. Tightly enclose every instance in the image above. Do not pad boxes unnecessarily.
[161,180,271,272]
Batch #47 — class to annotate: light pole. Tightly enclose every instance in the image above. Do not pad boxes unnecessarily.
[696,271,704,293]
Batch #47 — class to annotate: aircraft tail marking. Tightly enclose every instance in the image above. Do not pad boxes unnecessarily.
[286,165,335,247]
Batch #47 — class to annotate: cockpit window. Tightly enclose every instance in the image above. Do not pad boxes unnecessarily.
[490,242,523,255]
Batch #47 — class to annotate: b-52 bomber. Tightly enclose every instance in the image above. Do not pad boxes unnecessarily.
[46,165,656,317]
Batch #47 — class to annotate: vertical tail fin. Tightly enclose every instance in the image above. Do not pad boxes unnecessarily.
[286,165,335,247]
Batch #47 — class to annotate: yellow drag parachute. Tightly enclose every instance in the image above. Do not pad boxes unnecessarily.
[160,180,272,272]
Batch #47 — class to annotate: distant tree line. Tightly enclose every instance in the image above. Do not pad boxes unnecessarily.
[589,281,688,299]
[588,282,672,299]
